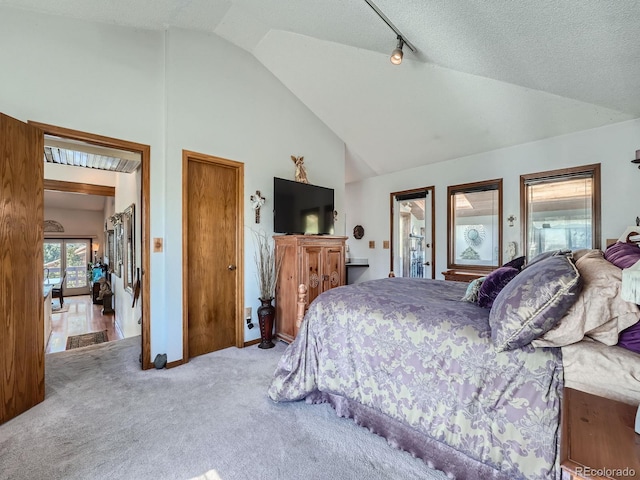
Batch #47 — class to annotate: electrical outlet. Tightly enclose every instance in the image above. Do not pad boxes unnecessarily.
[244,307,252,319]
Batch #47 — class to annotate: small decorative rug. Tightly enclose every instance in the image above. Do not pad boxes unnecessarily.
[66,330,108,350]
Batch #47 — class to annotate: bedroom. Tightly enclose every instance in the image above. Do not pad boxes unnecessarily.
[1,1,640,477]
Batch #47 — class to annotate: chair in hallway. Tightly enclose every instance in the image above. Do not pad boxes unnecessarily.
[52,270,67,306]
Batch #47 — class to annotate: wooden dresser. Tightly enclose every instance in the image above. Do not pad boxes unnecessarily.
[274,235,347,342]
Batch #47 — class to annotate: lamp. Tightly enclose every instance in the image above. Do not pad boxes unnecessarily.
[631,150,640,169]
[390,35,404,65]
[93,243,99,264]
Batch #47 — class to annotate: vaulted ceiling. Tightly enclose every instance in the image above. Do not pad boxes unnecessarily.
[3,0,639,182]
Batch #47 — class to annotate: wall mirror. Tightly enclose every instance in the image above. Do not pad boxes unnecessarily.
[104,229,114,267]
[112,212,123,277]
[123,203,136,294]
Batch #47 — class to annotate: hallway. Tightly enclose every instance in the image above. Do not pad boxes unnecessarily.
[46,295,124,354]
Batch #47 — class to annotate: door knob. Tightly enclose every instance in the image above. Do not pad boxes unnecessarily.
[228,265,237,271]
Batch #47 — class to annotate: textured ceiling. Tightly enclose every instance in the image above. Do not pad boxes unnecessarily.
[4,0,639,182]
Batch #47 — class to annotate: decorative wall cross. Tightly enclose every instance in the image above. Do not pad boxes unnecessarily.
[250,190,266,223]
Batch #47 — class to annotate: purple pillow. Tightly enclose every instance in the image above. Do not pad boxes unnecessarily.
[503,255,526,271]
[605,242,640,269]
[489,255,582,352]
[477,266,520,309]
[618,322,640,354]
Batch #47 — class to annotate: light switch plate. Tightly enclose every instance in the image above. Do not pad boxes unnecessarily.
[153,237,163,253]
[383,240,390,249]
[369,241,375,249]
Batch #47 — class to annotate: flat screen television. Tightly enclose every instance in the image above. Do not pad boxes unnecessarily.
[273,177,335,234]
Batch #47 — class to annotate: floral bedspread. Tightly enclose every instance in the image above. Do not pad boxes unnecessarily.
[268,277,563,480]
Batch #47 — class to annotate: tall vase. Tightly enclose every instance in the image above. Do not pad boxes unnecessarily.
[257,297,275,349]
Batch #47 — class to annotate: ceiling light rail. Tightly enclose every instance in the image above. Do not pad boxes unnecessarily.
[364,0,416,65]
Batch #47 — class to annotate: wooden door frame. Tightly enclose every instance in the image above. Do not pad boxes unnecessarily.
[389,186,435,278]
[182,150,244,361]
[29,121,153,370]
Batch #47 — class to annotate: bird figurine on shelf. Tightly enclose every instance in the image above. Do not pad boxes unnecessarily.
[291,156,309,184]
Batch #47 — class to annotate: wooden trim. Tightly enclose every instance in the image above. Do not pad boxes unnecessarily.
[30,121,152,370]
[389,186,435,279]
[447,178,503,270]
[182,150,245,362]
[182,152,189,362]
[520,163,601,258]
[243,338,262,348]
[165,359,185,369]
[44,179,115,196]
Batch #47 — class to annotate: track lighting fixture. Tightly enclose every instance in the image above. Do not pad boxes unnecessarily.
[390,35,404,65]
[364,0,417,65]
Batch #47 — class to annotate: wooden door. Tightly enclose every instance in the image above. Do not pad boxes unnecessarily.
[0,113,45,424]
[183,151,243,359]
[323,246,344,292]
[302,245,323,306]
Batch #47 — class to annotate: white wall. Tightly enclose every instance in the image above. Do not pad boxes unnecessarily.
[346,118,640,282]
[1,7,345,362]
[43,208,104,246]
[165,29,345,359]
[112,170,142,338]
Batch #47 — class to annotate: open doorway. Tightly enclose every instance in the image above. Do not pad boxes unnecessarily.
[29,121,152,369]
[390,187,435,279]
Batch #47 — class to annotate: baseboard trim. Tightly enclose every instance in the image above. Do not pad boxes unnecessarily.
[243,338,261,347]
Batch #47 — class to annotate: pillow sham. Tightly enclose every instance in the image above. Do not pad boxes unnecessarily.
[477,267,519,309]
[524,249,572,269]
[604,241,640,269]
[489,254,582,352]
[461,277,486,303]
[532,250,640,347]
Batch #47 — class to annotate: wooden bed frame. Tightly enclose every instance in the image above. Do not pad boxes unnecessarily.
[296,284,308,329]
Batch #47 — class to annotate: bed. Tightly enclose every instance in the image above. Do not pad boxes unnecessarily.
[268,247,640,480]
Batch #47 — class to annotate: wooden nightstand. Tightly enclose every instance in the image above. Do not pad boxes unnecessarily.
[561,388,640,479]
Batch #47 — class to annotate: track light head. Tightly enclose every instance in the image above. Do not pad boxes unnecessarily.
[390,35,404,65]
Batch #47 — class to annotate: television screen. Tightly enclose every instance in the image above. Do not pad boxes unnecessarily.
[273,177,335,234]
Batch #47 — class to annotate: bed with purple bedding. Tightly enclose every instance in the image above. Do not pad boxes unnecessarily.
[269,277,564,480]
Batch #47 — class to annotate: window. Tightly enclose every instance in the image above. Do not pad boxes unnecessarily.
[447,179,502,271]
[521,164,600,259]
